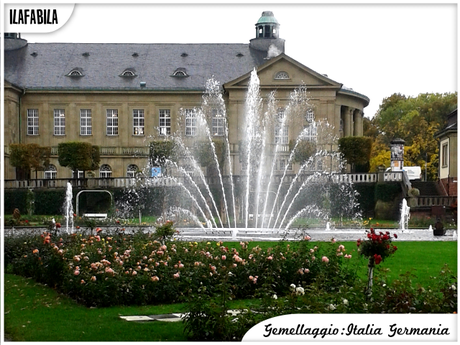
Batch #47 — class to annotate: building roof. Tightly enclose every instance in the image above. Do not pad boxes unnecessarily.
[435,108,457,138]
[4,42,268,91]
[256,11,279,25]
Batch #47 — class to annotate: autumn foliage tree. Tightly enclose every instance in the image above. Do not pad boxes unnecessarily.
[366,92,457,180]
[9,143,51,179]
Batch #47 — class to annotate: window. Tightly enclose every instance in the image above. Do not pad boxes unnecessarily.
[133,109,144,135]
[159,109,171,135]
[274,71,289,80]
[99,164,112,178]
[127,164,138,178]
[277,158,292,171]
[305,109,314,123]
[27,109,39,135]
[172,68,188,77]
[274,108,288,144]
[67,69,83,77]
[80,109,92,135]
[106,109,118,135]
[211,108,225,136]
[44,164,57,179]
[442,143,448,167]
[120,69,137,77]
[304,124,317,142]
[72,170,84,179]
[274,126,288,144]
[54,109,65,135]
[316,158,323,171]
[184,108,197,136]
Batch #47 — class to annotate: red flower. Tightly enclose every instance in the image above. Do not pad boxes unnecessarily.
[55,223,61,228]
[25,220,29,223]
[394,234,398,239]
[96,227,102,233]
[356,239,362,247]
[374,254,382,265]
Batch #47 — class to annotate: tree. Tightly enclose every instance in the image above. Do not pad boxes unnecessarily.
[289,139,316,164]
[338,136,373,173]
[28,144,51,179]
[149,140,177,166]
[9,143,30,179]
[9,143,51,179]
[369,92,457,180]
[58,142,100,177]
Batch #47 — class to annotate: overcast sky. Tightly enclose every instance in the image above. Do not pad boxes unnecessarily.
[10,2,458,119]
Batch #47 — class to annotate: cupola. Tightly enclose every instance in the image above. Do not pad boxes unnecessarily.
[255,11,279,39]
[249,11,285,57]
[4,32,28,51]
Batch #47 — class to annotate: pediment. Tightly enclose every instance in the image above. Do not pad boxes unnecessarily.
[224,53,342,90]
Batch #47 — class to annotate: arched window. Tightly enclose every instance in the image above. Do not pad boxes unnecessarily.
[99,164,112,178]
[44,164,57,179]
[120,69,137,77]
[127,164,138,178]
[274,71,289,80]
[172,68,188,77]
[67,69,83,77]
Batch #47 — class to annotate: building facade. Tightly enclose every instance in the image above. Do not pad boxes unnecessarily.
[435,108,457,196]
[4,11,369,182]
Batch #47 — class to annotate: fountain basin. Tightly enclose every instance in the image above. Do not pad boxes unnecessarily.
[4,227,457,242]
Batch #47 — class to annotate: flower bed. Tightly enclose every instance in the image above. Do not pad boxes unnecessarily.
[5,225,357,307]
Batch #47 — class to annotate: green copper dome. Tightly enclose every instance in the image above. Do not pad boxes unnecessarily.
[256,11,279,25]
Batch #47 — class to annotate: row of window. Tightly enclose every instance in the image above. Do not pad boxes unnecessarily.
[27,107,317,140]
[67,68,189,78]
[67,68,291,81]
[28,108,195,137]
[44,163,137,179]
[43,159,301,179]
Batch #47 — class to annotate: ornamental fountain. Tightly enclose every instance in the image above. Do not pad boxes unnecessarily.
[116,69,362,240]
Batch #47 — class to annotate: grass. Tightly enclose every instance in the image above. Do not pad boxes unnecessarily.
[4,273,188,341]
[5,240,457,341]
[222,240,457,287]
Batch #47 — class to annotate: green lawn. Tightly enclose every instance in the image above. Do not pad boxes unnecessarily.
[223,240,457,287]
[4,241,457,341]
[4,274,189,341]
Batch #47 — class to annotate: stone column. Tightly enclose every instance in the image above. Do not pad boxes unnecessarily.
[344,107,352,137]
[354,109,363,136]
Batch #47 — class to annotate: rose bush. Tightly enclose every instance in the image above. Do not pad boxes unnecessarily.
[357,228,398,293]
[5,229,356,307]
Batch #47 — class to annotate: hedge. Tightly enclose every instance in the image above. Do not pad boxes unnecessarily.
[4,182,404,220]
[374,182,402,202]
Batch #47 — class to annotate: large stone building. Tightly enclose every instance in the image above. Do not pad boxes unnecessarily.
[4,11,369,182]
